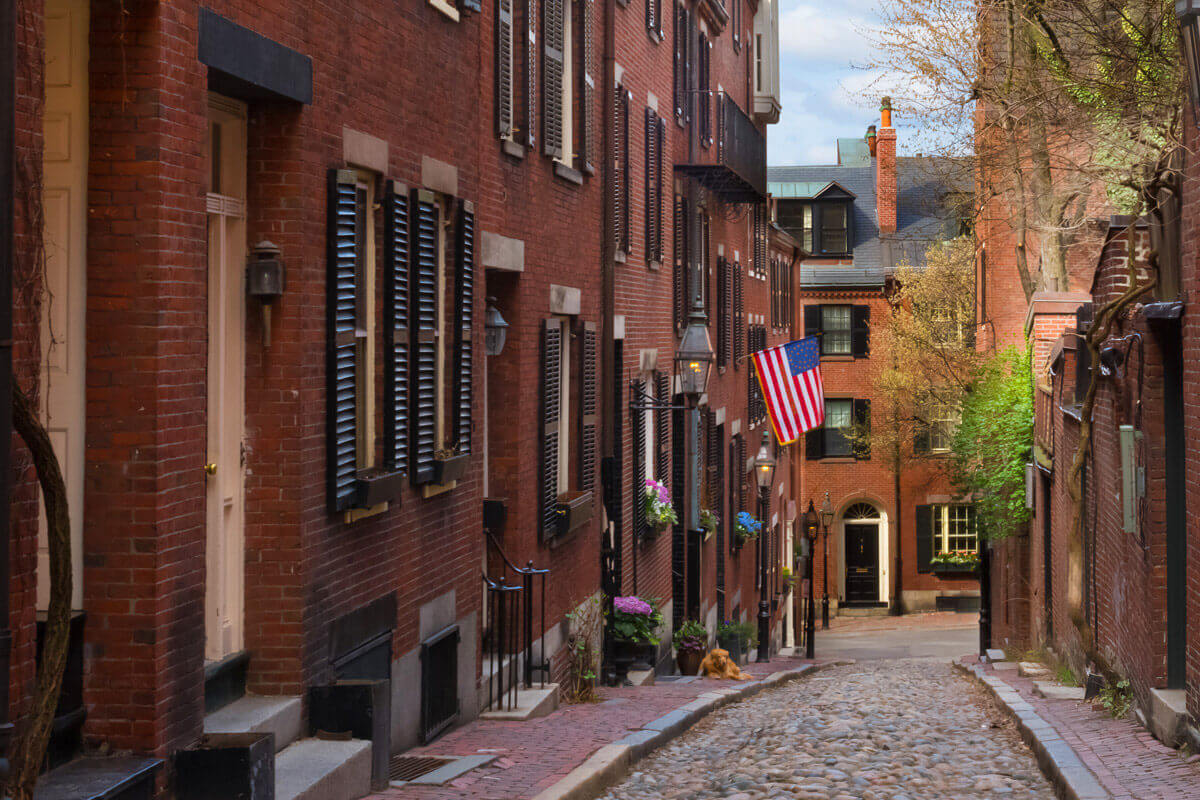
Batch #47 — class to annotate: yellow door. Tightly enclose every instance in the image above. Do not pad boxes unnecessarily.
[205,95,247,661]
[39,0,88,610]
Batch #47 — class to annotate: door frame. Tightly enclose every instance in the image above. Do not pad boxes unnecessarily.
[837,501,890,606]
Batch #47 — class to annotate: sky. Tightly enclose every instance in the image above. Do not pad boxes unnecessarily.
[768,0,889,167]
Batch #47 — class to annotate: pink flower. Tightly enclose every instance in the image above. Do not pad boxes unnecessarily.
[614,596,654,615]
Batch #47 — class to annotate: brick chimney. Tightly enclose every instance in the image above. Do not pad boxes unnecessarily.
[876,97,897,235]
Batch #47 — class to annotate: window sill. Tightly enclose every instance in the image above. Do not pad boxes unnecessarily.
[427,0,460,21]
[344,501,389,524]
[553,161,584,185]
[649,29,663,44]
[819,354,855,362]
[615,250,627,265]
[421,480,457,499]
[648,259,662,271]
[501,139,526,160]
[816,456,856,464]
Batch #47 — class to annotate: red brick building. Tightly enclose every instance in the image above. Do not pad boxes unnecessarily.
[768,106,980,618]
[4,0,786,796]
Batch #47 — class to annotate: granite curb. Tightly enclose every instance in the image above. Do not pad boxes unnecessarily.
[954,660,1112,800]
[530,660,850,800]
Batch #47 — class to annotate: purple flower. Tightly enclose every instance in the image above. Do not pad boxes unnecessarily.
[614,596,654,615]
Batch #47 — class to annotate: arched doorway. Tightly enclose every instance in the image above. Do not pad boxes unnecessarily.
[842,503,884,607]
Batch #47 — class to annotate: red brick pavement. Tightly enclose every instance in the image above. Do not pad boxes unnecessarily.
[370,655,817,799]
[828,611,978,633]
[967,656,1200,800]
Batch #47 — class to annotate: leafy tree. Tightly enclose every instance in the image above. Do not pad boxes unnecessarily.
[950,347,1034,541]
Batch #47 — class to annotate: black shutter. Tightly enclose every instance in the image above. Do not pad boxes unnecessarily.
[673,195,688,331]
[754,203,766,276]
[703,214,712,321]
[621,89,631,254]
[646,0,659,37]
[698,35,711,146]
[326,169,359,513]
[916,505,934,573]
[579,321,598,491]
[804,304,820,340]
[852,305,870,358]
[526,0,538,149]
[716,422,725,619]
[853,399,871,460]
[654,117,666,261]
[716,257,729,367]
[806,428,823,461]
[736,433,747,514]
[673,4,686,122]
[613,87,631,256]
[671,405,686,630]
[631,379,647,541]
[914,422,931,455]
[645,108,658,263]
[733,262,744,367]
[383,181,410,477]
[731,0,740,50]
[728,438,738,554]
[453,201,475,454]
[656,372,670,482]
[541,319,563,540]
[580,0,596,172]
[705,411,718,512]
[498,0,515,139]
[410,189,440,486]
[543,0,565,158]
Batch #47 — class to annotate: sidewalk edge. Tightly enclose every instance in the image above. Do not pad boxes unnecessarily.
[530,661,846,800]
[953,660,1112,800]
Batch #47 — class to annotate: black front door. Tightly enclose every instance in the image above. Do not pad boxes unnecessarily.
[845,524,879,605]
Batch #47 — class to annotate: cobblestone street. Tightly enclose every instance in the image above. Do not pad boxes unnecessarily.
[599,659,1055,800]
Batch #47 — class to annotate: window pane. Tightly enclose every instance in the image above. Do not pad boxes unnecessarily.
[821,203,848,254]
[822,305,851,355]
[802,204,813,252]
[824,400,852,457]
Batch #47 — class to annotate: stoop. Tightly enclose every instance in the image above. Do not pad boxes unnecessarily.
[1146,688,1188,747]
[480,684,560,721]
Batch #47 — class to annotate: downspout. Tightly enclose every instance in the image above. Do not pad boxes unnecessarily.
[0,0,15,767]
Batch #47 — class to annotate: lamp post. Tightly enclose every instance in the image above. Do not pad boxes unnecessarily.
[754,431,776,663]
[802,501,819,659]
[820,492,833,629]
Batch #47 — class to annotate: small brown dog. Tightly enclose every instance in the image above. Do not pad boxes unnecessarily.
[699,648,753,680]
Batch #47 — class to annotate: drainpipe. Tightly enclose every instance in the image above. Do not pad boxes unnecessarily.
[0,0,17,769]
[599,0,619,684]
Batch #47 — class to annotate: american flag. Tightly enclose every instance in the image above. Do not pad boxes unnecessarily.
[751,337,825,445]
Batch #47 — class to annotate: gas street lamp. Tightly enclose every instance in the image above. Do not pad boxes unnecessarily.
[754,431,776,663]
[802,501,819,659]
[676,303,714,401]
[820,491,834,629]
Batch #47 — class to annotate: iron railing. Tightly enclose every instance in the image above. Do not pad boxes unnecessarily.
[482,531,549,712]
[676,92,766,202]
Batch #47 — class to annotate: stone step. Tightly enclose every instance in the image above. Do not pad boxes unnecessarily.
[479,684,560,721]
[1018,662,1052,678]
[275,738,372,800]
[204,694,303,753]
[838,605,889,618]
[1032,681,1086,701]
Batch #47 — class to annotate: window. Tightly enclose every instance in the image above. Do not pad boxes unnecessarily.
[542,0,573,164]
[937,505,977,554]
[800,204,813,252]
[540,318,597,540]
[804,304,868,358]
[929,403,958,453]
[613,85,630,256]
[820,202,848,254]
[326,171,475,513]
[497,0,516,140]
[673,2,691,125]
[747,325,768,426]
[717,256,731,367]
[806,398,870,460]
[770,256,793,330]
[698,33,711,147]
[646,0,662,39]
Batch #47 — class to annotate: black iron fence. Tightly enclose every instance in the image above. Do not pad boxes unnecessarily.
[482,531,549,712]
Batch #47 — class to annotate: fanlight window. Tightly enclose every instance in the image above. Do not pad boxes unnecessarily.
[844,503,879,521]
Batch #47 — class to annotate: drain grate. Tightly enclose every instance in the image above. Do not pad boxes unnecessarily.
[389,756,456,782]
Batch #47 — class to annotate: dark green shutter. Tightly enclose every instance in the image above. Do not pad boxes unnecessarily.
[541,318,563,540]
[579,321,597,491]
[804,304,820,339]
[853,399,871,459]
[543,0,565,158]
[852,305,870,358]
[632,378,647,541]
[806,428,822,461]
[410,189,439,485]
[383,181,410,478]
[656,372,670,482]
[453,201,475,454]
[326,169,359,513]
[916,505,934,573]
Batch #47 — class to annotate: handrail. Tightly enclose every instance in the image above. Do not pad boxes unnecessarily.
[481,531,550,711]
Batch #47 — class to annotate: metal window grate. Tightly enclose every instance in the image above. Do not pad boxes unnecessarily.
[389,756,456,782]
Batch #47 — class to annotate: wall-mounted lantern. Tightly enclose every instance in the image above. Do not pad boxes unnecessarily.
[484,297,509,356]
[1178,1,1200,110]
[247,240,285,348]
[676,306,715,402]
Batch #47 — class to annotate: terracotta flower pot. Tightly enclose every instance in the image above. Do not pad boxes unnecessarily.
[677,649,705,676]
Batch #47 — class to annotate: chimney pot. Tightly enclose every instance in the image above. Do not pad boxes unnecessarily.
[866,125,878,157]
[880,96,893,129]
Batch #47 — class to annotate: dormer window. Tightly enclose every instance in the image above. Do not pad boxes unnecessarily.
[774,185,854,258]
[819,202,849,255]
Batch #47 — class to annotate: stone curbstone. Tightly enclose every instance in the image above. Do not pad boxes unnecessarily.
[953,660,1114,800]
[531,661,846,800]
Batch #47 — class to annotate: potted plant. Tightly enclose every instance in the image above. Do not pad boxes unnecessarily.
[432,447,470,485]
[699,509,718,541]
[643,479,678,537]
[673,620,708,676]
[716,620,757,666]
[734,512,762,547]
[931,550,980,574]
[609,595,663,677]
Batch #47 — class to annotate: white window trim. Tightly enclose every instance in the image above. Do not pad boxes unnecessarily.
[354,173,377,472]
[557,0,575,166]
[557,316,572,494]
[428,0,461,22]
[934,504,977,554]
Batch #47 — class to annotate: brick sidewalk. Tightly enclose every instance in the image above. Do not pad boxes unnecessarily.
[965,656,1200,800]
[827,610,979,633]
[369,655,816,799]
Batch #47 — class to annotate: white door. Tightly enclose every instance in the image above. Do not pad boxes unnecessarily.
[205,96,247,661]
[39,0,88,611]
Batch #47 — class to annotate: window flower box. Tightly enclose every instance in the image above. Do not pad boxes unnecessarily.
[933,561,978,575]
[433,452,470,485]
[931,550,979,575]
[556,490,594,537]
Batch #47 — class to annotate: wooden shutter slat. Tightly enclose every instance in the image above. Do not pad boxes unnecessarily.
[581,0,596,171]
[655,117,666,261]
[631,378,647,541]
[541,318,563,540]
[733,261,744,367]
[673,195,687,331]
[327,169,359,512]
[580,321,598,491]
[656,373,670,483]
[645,108,658,264]
[621,89,631,253]
[384,181,411,478]
[526,0,538,148]
[410,189,440,485]
[498,0,515,138]
[453,201,475,454]
[543,0,565,158]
